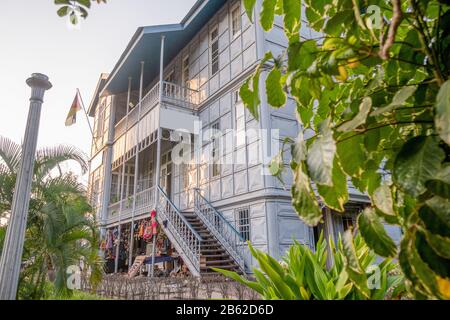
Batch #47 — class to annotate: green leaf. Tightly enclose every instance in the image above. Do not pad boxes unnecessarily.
[283,0,301,34]
[337,135,366,178]
[291,163,322,226]
[288,40,317,71]
[270,151,284,179]
[240,52,273,121]
[266,68,286,107]
[240,78,260,120]
[243,0,257,22]
[317,157,348,212]
[212,268,264,295]
[307,119,336,186]
[435,80,450,146]
[292,131,307,163]
[358,207,397,257]
[423,231,450,259]
[393,136,445,197]
[399,229,439,298]
[416,231,450,279]
[76,0,91,8]
[54,0,71,4]
[371,85,418,116]
[57,6,70,17]
[425,164,450,200]
[337,97,372,132]
[69,11,78,24]
[260,0,277,31]
[419,199,450,238]
[372,183,396,217]
[342,231,370,298]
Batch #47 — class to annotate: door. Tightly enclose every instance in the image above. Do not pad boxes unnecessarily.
[160,151,172,200]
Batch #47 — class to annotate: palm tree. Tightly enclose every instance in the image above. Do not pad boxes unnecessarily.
[0,136,102,299]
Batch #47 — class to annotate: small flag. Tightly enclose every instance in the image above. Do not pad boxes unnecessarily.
[65,91,82,126]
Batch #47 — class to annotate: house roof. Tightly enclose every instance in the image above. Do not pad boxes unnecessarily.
[88,73,109,116]
[100,0,227,97]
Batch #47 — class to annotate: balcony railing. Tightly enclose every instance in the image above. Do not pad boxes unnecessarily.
[162,81,199,108]
[156,186,202,276]
[114,81,199,140]
[107,186,156,221]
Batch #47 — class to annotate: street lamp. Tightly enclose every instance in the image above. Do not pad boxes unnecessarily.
[0,73,52,300]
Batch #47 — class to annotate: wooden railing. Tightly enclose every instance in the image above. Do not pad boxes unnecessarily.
[108,186,156,220]
[162,81,199,108]
[113,81,199,140]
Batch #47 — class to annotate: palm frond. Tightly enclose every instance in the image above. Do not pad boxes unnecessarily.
[0,136,22,173]
[35,145,88,180]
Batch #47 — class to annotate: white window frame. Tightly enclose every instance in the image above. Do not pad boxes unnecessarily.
[231,3,242,38]
[182,55,190,88]
[210,27,220,76]
[235,207,250,242]
[211,121,221,178]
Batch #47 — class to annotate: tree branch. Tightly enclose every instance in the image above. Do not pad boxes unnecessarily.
[379,0,403,60]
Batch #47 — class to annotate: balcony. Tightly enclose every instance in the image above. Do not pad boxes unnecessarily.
[114,81,199,141]
[107,186,156,224]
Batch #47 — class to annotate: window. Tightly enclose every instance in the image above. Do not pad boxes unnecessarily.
[182,55,190,88]
[110,173,120,204]
[140,161,153,190]
[236,208,250,241]
[211,28,220,75]
[235,93,246,147]
[342,215,355,232]
[231,5,241,37]
[165,70,175,83]
[211,121,221,177]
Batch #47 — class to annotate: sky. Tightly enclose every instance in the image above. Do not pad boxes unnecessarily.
[0,0,197,184]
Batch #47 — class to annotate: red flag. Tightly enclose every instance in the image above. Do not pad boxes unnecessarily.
[65,92,82,126]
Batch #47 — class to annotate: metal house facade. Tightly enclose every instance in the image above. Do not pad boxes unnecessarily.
[87,0,393,276]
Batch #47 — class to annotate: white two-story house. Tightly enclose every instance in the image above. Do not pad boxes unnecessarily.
[87,0,391,277]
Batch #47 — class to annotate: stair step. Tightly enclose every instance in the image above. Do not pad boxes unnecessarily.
[201,265,239,270]
[202,254,230,259]
[199,234,214,238]
[201,249,226,253]
[206,259,235,265]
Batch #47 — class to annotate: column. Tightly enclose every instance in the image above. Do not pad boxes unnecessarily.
[100,96,117,230]
[128,61,145,267]
[0,73,52,300]
[114,77,132,273]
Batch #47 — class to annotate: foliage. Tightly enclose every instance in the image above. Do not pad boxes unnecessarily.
[0,136,102,300]
[215,232,405,300]
[240,0,450,299]
[43,282,105,300]
[54,0,107,24]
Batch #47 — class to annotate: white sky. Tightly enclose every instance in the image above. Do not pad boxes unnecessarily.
[0,0,196,184]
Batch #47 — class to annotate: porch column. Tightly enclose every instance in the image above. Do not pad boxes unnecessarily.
[114,77,132,273]
[152,35,165,278]
[154,35,165,202]
[100,95,116,237]
[128,61,145,267]
[0,73,52,300]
